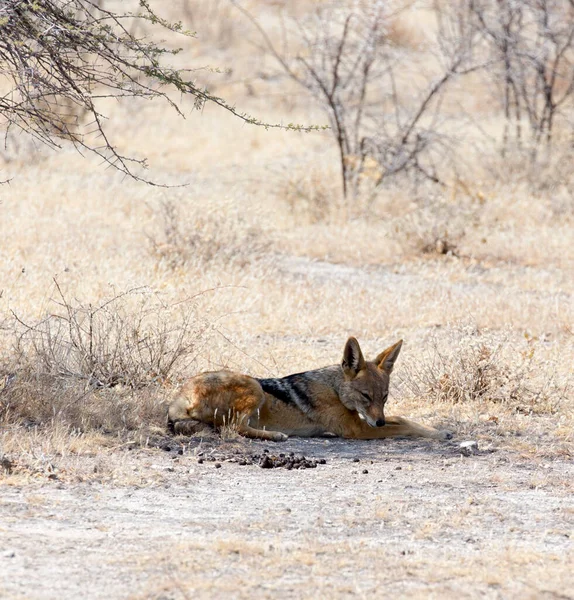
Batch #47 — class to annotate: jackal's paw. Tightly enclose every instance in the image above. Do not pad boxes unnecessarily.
[439,430,454,441]
[172,419,212,436]
[271,432,289,442]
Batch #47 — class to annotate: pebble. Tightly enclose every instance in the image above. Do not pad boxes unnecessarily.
[460,441,479,456]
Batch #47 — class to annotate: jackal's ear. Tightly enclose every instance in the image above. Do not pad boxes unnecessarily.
[375,340,403,373]
[342,337,366,379]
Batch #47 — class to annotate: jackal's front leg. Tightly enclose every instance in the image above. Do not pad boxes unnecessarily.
[341,415,452,440]
[237,424,288,442]
[379,416,452,440]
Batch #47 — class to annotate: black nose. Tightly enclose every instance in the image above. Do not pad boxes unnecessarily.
[376,419,385,427]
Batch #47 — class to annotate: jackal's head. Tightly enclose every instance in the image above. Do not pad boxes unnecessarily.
[339,337,403,427]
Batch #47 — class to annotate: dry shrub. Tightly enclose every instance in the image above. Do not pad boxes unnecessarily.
[11,281,210,389]
[400,326,566,416]
[0,282,215,434]
[148,199,269,270]
[0,371,166,433]
[504,150,574,222]
[280,166,343,224]
[392,190,482,257]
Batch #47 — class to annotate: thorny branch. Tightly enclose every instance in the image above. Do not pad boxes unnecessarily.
[0,0,325,184]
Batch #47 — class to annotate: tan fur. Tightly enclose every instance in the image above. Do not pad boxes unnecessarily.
[167,337,452,442]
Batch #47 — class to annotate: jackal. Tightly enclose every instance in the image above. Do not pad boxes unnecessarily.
[168,337,452,442]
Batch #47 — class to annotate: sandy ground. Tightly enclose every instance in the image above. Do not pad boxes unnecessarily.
[1,436,573,600]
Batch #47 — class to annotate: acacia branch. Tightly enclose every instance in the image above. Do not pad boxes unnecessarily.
[0,0,325,185]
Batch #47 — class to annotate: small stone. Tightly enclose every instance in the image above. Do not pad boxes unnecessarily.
[362,469,369,474]
[352,458,360,463]
[197,458,204,464]
[460,441,479,456]
[214,463,222,469]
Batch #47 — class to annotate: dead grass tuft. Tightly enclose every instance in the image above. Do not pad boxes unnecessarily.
[393,193,480,258]
[280,167,342,224]
[0,282,217,438]
[148,198,270,271]
[0,370,167,434]
[400,325,566,416]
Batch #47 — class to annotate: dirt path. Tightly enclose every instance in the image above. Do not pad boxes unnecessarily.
[1,438,573,599]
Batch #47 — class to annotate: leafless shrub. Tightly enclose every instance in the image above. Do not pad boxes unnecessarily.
[147,199,270,270]
[0,281,219,433]
[399,326,565,415]
[11,281,212,390]
[470,0,574,159]
[235,1,482,202]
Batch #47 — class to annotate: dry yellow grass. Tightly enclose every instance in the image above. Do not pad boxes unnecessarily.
[1,0,572,458]
[0,0,571,453]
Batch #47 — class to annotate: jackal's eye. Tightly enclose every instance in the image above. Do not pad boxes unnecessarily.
[360,391,372,402]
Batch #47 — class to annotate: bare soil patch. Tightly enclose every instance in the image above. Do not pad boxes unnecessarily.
[1,436,573,599]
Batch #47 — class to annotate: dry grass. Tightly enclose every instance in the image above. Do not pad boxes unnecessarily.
[400,325,567,413]
[135,538,573,599]
[0,0,572,456]
[147,197,270,271]
[0,371,167,434]
[0,279,216,442]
